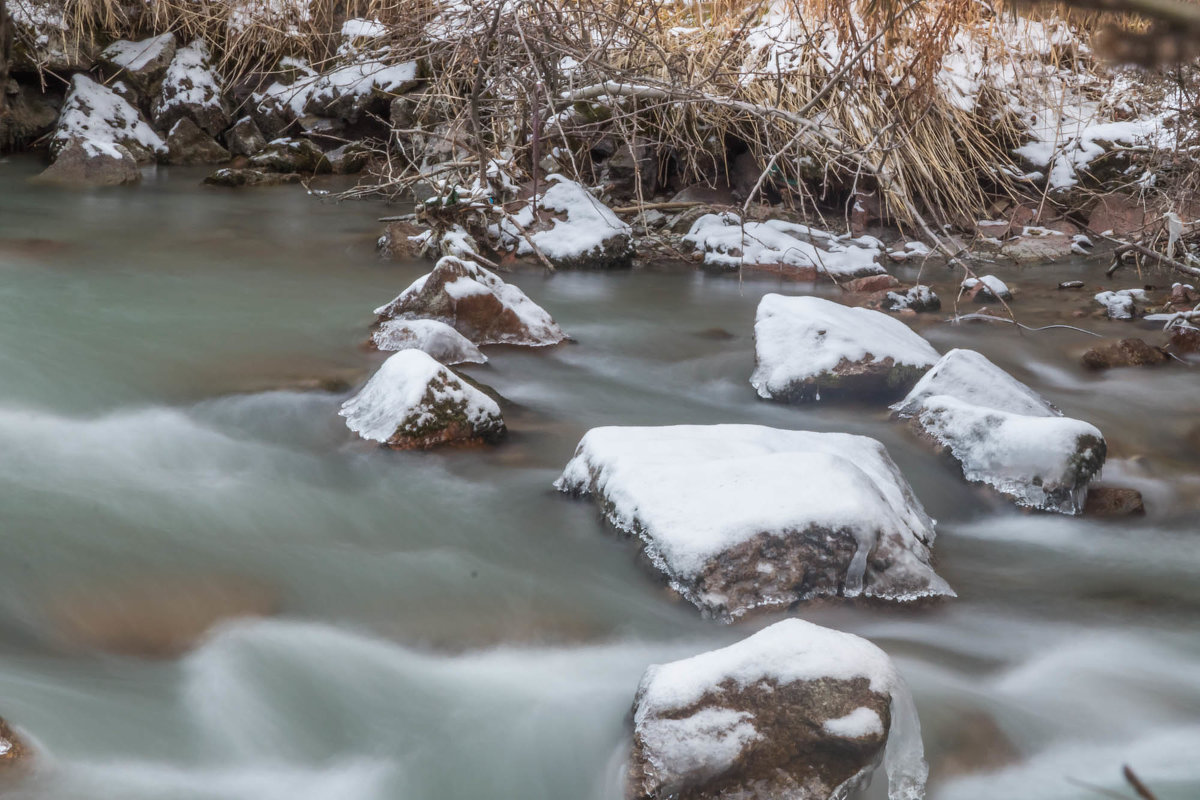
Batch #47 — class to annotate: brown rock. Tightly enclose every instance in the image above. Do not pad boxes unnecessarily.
[1087,195,1149,238]
[845,273,900,293]
[1084,487,1146,517]
[0,716,33,771]
[166,117,230,165]
[932,711,1019,779]
[45,575,277,657]
[203,168,302,187]
[1080,338,1168,370]
[32,140,141,186]
[1168,325,1200,354]
[378,221,431,260]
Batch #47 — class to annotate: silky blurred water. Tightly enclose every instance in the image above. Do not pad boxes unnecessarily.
[1,153,1198,800]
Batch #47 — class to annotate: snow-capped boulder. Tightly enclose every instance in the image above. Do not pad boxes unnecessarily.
[1095,288,1145,320]
[166,117,230,165]
[628,618,927,800]
[555,425,952,619]
[8,0,97,73]
[153,40,231,137]
[686,213,885,279]
[961,275,1011,302]
[50,74,166,164]
[203,168,302,188]
[98,33,177,93]
[339,350,505,449]
[751,295,940,403]
[892,349,1106,514]
[880,285,941,313]
[375,256,567,347]
[0,714,32,769]
[498,175,634,270]
[370,319,487,365]
[249,137,330,173]
[33,139,141,186]
[303,59,421,122]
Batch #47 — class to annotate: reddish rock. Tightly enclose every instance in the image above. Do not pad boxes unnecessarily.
[378,221,431,261]
[1087,195,1148,238]
[1168,325,1200,354]
[845,273,900,293]
[1080,338,1169,370]
[739,262,818,281]
[1084,487,1146,517]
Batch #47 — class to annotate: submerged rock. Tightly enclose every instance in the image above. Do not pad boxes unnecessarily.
[498,176,634,270]
[1084,486,1145,517]
[0,716,32,770]
[375,256,567,347]
[50,74,166,164]
[555,424,952,619]
[1080,338,1168,370]
[628,618,927,800]
[340,350,505,449]
[892,349,1106,514]
[203,168,302,187]
[845,274,900,293]
[153,40,231,137]
[751,295,940,403]
[370,319,487,365]
[166,117,230,165]
[33,139,141,186]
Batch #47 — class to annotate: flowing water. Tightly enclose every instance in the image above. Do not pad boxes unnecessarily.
[1,154,1198,800]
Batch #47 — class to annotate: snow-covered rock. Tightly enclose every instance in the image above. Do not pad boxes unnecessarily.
[339,350,504,449]
[370,319,487,365]
[751,295,940,403]
[33,139,141,186]
[629,618,927,800]
[224,116,267,157]
[892,349,1106,514]
[1095,288,1145,320]
[50,74,166,164]
[961,275,1011,302]
[304,59,420,122]
[8,0,96,73]
[375,256,567,347]
[497,175,633,270]
[153,40,231,137]
[555,425,952,619]
[99,33,177,92]
[0,714,33,768]
[249,137,330,173]
[882,285,941,313]
[686,213,885,279]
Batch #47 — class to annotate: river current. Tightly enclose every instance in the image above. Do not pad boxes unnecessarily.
[1,155,1197,800]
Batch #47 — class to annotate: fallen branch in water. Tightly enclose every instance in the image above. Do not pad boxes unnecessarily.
[948,313,1104,337]
[1124,765,1160,800]
[1103,237,1200,279]
[610,201,706,214]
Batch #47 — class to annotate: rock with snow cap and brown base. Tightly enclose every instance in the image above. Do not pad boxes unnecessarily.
[892,349,1106,514]
[751,295,940,403]
[555,424,953,620]
[98,33,177,94]
[628,618,928,800]
[375,255,567,347]
[153,40,231,137]
[33,139,142,186]
[50,74,166,164]
[497,176,634,270]
[340,350,505,450]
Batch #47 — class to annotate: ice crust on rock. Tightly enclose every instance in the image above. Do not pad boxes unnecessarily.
[630,618,928,800]
[339,350,503,448]
[370,319,487,365]
[51,74,167,163]
[685,212,885,278]
[892,349,1106,513]
[555,424,952,619]
[962,275,1011,301]
[374,256,566,347]
[751,294,940,402]
[1095,288,1145,320]
[498,175,634,269]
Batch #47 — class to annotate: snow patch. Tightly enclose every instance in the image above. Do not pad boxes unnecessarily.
[686,212,884,277]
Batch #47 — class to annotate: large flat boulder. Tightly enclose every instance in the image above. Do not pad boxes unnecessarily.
[751,295,940,403]
[629,618,927,800]
[892,349,1106,514]
[375,256,566,347]
[340,350,505,449]
[50,74,166,164]
[555,425,952,619]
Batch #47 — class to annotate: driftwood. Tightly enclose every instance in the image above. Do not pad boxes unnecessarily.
[1105,238,1200,280]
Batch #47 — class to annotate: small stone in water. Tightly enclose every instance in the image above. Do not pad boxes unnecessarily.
[1059,280,1085,289]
